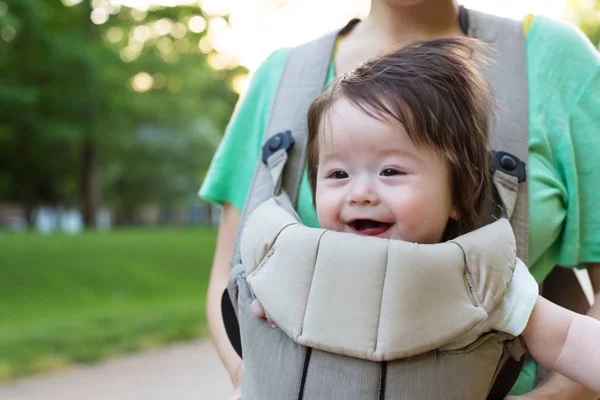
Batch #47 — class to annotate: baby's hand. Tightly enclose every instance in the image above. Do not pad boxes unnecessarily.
[250,299,277,328]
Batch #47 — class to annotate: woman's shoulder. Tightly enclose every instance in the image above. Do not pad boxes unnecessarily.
[526,15,599,85]
[528,15,596,54]
[247,48,292,96]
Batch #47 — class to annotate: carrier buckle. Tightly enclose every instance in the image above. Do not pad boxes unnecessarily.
[262,131,295,164]
[491,151,527,183]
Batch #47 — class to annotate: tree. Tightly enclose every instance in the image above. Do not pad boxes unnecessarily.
[0,0,90,223]
[566,0,600,46]
[0,0,246,226]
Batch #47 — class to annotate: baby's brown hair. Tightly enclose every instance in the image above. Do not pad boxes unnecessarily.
[306,37,493,240]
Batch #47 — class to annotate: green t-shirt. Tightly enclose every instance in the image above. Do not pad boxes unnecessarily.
[200,15,600,395]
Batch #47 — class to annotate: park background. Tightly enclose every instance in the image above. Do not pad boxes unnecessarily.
[0,0,598,391]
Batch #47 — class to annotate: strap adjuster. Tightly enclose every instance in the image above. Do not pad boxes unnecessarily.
[262,131,294,164]
[491,151,527,183]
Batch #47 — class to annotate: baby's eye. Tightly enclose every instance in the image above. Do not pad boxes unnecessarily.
[327,170,349,179]
[381,168,402,177]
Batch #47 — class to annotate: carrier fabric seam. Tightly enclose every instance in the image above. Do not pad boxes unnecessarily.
[297,347,312,400]
[378,361,387,400]
[449,241,481,307]
[246,221,297,276]
[374,240,390,355]
[299,230,327,338]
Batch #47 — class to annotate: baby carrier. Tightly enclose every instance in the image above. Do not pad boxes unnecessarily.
[223,7,531,400]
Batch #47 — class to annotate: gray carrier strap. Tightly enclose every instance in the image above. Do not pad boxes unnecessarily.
[229,9,531,400]
[469,9,529,263]
[229,30,339,275]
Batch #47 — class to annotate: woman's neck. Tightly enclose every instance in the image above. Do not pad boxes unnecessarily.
[364,0,463,44]
[335,0,464,76]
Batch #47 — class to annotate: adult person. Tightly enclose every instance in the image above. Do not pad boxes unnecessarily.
[200,1,600,398]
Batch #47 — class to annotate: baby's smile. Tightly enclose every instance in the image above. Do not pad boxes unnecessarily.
[347,219,393,238]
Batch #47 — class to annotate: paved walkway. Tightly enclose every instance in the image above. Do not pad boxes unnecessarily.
[0,340,232,400]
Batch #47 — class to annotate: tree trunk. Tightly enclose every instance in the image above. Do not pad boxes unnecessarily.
[81,0,99,227]
[82,138,99,226]
[206,203,213,225]
[24,203,35,228]
[16,125,37,229]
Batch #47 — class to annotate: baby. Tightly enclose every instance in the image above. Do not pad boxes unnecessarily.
[252,37,600,392]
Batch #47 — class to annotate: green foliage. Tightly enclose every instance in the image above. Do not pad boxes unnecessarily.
[0,0,245,216]
[0,228,216,381]
[567,0,600,48]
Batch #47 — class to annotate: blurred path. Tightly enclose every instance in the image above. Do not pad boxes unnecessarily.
[0,273,594,400]
[0,340,231,400]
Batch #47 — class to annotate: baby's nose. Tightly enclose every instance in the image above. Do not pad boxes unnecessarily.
[347,183,380,206]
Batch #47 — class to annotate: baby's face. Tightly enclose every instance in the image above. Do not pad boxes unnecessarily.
[315,98,458,244]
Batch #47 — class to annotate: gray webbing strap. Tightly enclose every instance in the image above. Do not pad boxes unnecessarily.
[279,36,338,205]
[493,171,519,219]
[267,149,288,195]
[468,9,529,263]
[230,30,338,269]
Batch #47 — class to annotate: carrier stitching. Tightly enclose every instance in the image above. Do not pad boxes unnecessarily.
[297,347,312,400]
[443,332,496,356]
[449,241,480,307]
[378,361,387,400]
[251,248,274,276]
[464,271,479,307]
[373,240,390,356]
[299,230,327,337]
[247,221,296,276]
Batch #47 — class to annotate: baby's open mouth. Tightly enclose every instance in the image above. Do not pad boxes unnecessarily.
[349,219,392,237]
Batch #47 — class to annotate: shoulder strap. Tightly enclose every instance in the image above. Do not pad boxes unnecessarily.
[232,9,531,267]
[467,8,530,263]
[230,28,342,269]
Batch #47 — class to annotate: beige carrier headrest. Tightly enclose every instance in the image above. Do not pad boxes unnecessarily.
[241,199,516,362]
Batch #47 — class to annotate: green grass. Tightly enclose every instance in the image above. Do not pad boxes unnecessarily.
[0,227,216,382]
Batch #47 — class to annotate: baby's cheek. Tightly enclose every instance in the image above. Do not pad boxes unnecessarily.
[403,196,450,242]
[392,193,423,219]
[314,195,339,230]
[392,195,433,233]
[316,203,337,230]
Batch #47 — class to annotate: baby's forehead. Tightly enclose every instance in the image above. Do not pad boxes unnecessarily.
[321,98,393,131]
[316,130,421,165]
[317,101,417,152]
